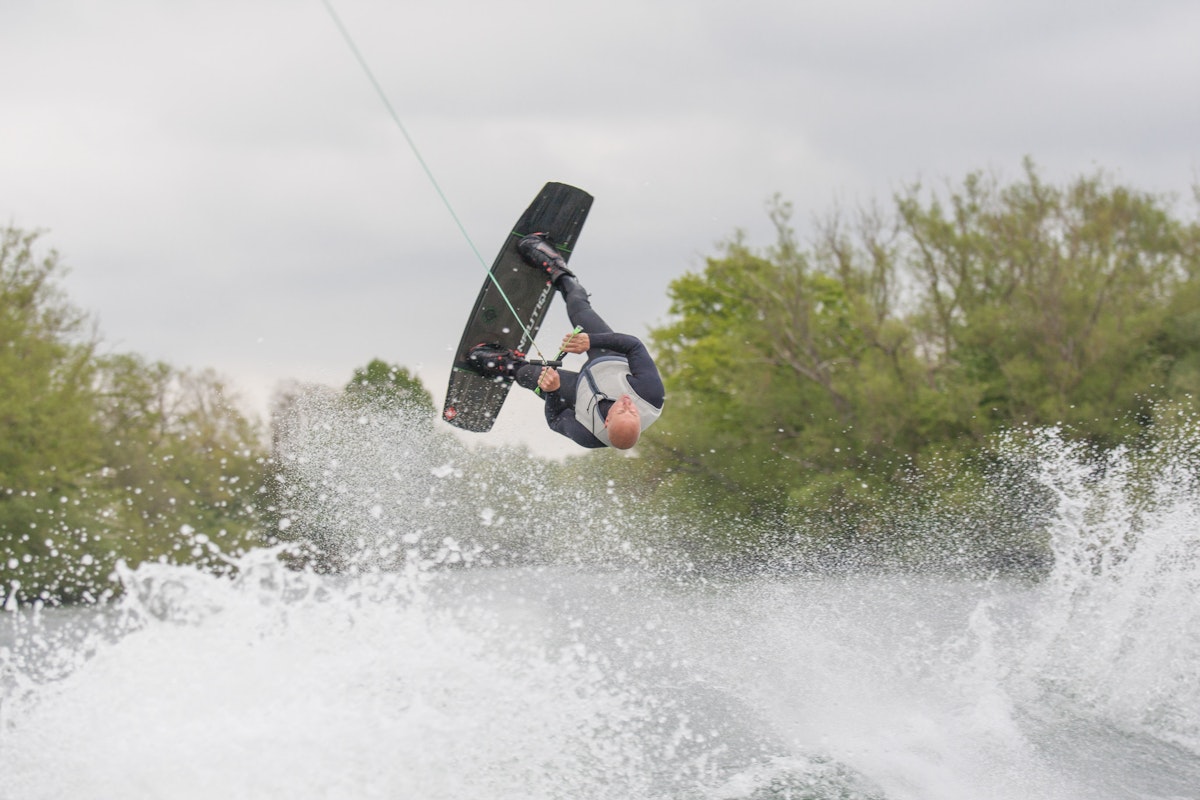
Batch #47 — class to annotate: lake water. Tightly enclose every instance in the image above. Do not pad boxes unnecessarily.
[3,422,1199,799]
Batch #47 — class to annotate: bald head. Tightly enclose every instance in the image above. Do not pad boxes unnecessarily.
[605,395,641,450]
[607,417,640,449]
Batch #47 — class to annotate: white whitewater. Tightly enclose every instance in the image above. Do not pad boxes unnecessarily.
[2,405,1198,799]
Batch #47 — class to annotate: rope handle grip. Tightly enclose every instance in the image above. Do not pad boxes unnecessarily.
[533,326,584,396]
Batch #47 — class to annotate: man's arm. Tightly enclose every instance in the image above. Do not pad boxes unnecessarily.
[543,392,605,448]
[586,333,665,408]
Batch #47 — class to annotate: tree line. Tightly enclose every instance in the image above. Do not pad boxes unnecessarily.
[4,161,1199,602]
[630,160,1200,566]
[0,227,264,604]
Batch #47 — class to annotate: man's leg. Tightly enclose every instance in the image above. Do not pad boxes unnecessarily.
[559,278,618,362]
[518,235,612,349]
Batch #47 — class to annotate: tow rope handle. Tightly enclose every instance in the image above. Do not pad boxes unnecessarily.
[534,326,584,396]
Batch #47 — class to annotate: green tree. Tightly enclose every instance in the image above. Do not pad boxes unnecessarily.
[90,354,266,571]
[641,164,1200,559]
[344,358,435,414]
[645,199,915,528]
[0,227,106,602]
[1,227,269,604]
[897,159,1192,447]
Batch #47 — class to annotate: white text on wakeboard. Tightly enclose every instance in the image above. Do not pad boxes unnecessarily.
[518,283,554,352]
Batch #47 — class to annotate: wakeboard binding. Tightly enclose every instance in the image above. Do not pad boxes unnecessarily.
[518,232,576,284]
[466,342,527,382]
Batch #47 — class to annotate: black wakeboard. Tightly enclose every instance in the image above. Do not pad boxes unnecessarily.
[442,182,593,432]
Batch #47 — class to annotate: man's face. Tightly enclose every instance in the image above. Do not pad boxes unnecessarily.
[605,394,640,428]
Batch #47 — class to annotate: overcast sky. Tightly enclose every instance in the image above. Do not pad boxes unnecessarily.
[3,0,1197,457]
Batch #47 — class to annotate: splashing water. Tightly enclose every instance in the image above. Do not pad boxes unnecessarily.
[989,424,1200,754]
[3,405,1200,800]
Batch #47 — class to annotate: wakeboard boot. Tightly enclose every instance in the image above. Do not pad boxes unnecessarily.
[465,343,526,381]
[517,232,575,284]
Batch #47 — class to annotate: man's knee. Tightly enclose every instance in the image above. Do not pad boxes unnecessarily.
[514,364,542,391]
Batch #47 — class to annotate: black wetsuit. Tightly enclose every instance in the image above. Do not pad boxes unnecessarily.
[515,278,665,448]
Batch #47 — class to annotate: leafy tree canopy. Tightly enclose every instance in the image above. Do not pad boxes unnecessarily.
[344,358,435,415]
[638,161,1200,554]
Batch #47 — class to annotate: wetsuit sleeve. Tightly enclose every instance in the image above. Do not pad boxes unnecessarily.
[586,333,665,409]
[543,391,605,448]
